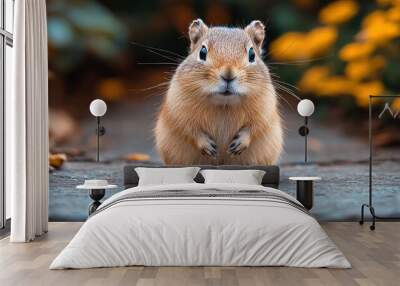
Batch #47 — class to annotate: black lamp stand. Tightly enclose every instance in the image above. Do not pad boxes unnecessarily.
[88,189,105,215]
[95,116,106,162]
[298,116,310,163]
[360,95,400,230]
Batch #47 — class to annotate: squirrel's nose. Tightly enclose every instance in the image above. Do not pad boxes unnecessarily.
[220,75,237,83]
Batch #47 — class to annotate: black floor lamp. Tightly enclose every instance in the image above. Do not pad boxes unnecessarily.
[360,95,400,230]
[297,99,315,163]
[89,99,107,162]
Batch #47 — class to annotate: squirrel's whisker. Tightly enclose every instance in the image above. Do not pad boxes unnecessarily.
[130,41,185,59]
[144,48,182,63]
[273,79,299,91]
[138,62,179,66]
[273,83,301,101]
[129,82,170,93]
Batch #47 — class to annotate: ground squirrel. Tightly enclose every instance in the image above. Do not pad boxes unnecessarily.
[155,19,283,165]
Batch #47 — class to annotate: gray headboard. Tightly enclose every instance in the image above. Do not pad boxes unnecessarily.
[123,165,280,189]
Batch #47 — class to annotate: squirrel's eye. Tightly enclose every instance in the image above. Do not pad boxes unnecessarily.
[248,47,256,63]
[199,45,207,61]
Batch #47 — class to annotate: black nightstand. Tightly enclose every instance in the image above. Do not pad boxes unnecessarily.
[289,177,321,210]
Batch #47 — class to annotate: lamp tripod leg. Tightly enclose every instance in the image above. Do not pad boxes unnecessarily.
[369,206,376,231]
[359,204,376,230]
[360,203,367,225]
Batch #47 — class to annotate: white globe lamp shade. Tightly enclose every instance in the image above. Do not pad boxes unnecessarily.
[297,99,315,117]
[90,99,107,117]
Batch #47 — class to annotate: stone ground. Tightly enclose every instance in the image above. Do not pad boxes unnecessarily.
[50,96,400,221]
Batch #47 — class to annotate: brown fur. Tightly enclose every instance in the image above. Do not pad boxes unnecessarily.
[155,20,283,165]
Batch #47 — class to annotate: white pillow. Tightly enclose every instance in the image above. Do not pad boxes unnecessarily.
[200,169,266,185]
[135,167,200,186]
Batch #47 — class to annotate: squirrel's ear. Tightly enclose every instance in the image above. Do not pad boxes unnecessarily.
[245,20,265,50]
[189,19,208,50]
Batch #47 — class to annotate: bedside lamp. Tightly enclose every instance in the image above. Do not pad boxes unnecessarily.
[297,99,315,163]
[89,99,107,162]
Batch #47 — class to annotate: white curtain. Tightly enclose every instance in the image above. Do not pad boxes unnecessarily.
[7,0,49,242]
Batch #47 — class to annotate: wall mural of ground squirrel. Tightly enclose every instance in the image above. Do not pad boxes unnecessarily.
[155,19,283,165]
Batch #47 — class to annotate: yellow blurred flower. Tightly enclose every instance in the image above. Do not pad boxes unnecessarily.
[319,0,359,25]
[363,22,400,43]
[345,61,372,81]
[270,27,337,61]
[299,66,357,97]
[359,10,400,43]
[391,98,400,111]
[387,6,400,22]
[317,76,355,96]
[284,1,395,109]
[376,0,392,6]
[270,32,309,61]
[298,66,331,93]
[345,56,386,81]
[307,27,338,57]
[362,10,387,27]
[339,42,375,61]
[352,81,384,107]
[376,0,400,6]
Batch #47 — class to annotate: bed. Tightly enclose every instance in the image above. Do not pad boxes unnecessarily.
[50,165,350,269]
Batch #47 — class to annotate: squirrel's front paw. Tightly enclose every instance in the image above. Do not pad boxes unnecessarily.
[197,133,217,158]
[228,128,251,155]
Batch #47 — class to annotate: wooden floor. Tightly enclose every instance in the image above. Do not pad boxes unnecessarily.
[0,222,399,286]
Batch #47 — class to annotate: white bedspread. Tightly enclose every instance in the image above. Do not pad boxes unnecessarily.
[50,183,350,269]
